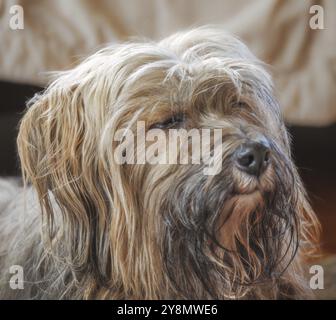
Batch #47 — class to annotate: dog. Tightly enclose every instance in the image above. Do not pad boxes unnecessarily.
[0,27,319,299]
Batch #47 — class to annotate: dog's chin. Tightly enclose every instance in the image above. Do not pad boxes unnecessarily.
[215,167,277,252]
[233,163,275,195]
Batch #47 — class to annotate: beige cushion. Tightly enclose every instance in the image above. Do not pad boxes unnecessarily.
[0,0,335,125]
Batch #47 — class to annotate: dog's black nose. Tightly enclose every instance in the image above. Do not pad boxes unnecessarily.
[235,141,270,176]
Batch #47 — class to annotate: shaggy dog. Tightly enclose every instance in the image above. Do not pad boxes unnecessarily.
[0,27,319,299]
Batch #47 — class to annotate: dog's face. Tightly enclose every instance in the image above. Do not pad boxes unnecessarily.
[17,28,319,299]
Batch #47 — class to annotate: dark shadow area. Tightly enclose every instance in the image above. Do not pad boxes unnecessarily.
[289,125,336,255]
[0,81,42,176]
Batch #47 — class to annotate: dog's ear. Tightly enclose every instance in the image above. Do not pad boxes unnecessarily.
[17,73,155,297]
[17,78,116,276]
[18,84,83,197]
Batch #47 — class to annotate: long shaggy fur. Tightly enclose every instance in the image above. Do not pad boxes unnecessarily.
[0,27,319,299]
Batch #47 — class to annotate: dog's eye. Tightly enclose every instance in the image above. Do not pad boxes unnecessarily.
[149,113,186,129]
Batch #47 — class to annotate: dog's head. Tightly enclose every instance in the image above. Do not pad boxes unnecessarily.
[17,27,319,299]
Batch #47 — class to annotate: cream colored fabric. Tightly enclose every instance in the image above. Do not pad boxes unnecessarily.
[0,0,335,125]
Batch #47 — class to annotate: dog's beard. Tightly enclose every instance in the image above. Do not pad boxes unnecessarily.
[160,138,301,299]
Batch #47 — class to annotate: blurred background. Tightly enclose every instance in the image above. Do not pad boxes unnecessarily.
[0,0,335,297]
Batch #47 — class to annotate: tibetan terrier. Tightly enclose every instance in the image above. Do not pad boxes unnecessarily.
[0,27,319,299]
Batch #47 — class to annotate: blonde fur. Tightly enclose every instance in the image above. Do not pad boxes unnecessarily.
[0,27,319,299]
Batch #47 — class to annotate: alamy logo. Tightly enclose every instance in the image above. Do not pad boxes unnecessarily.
[309,265,324,290]
[113,121,224,175]
[9,265,24,290]
[309,5,325,30]
[9,5,24,30]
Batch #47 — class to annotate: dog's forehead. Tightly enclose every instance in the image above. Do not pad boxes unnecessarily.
[121,59,280,125]
[44,28,282,132]
[102,31,278,118]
